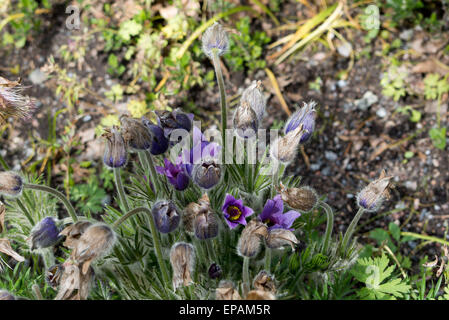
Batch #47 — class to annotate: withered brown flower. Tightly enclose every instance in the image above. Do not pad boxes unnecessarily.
[170,242,195,290]
[237,220,268,258]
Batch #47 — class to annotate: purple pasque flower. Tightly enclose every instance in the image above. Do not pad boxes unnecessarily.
[180,126,221,176]
[156,158,189,191]
[259,195,301,231]
[30,217,62,250]
[141,117,169,155]
[155,109,194,140]
[222,194,254,229]
[284,101,317,143]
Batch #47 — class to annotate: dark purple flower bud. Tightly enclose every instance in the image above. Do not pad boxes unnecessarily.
[202,22,229,59]
[233,102,258,139]
[284,101,317,143]
[120,115,153,150]
[155,109,193,140]
[194,211,219,240]
[142,118,169,155]
[192,158,222,190]
[357,170,393,212]
[156,158,189,191]
[102,126,127,168]
[152,200,181,233]
[0,171,23,197]
[30,217,62,250]
[208,262,222,279]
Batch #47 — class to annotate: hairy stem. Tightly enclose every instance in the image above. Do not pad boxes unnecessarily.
[242,257,250,297]
[264,247,272,272]
[113,207,149,229]
[211,49,227,164]
[320,201,335,255]
[341,207,365,257]
[144,151,160,195]
[113,168,130,212]
[23,183,77,222]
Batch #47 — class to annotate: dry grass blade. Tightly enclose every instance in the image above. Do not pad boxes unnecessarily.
[264,68,291,116]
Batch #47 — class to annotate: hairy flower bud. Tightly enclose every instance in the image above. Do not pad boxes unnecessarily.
[270,124,306,164]
[59,220,93,249]
[285,101,317,143]
[120,114,153,150]
[233,102,258,139]
[208,262,222,279]
[142,118,169,155]
[192,158,222,190]
[183,194,211,233]
[266,228,298,250]
[277,183,318,212]
[215,280,241,300]
[152,200,181,233]
[170,242,195,290]
[194,210,219,240]
[241,80,266,122]
[155,109,193,139]
[102,126,128,168]
[253,270,276,294]
[202,22,229,59]
[0,290,16,300]
[72,223,116,275]
[0,171,23,197]
[237,220,268,258]
[357,170,393,212]
[29,217,62,250]
[0,76,36,125]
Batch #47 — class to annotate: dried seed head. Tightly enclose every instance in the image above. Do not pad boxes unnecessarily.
[202,22,229,59]
[253,270,276,294]
[215,280,242,300]
[59,220,93,249]
[285,101,317,143]
[192,158,222,190]
[72,223,116,275]
[241,80,266,122]
[0,290,16,300]
[183,193,211,233]
[194,210,219,240]
[55,262,95,300]
[246,290,276,300]
[277,183,318,212]
[0,76,36,125]
[237,219,268,258]
[152,200,181,234]
[208,262,222,279]
[120,114,153,150]
[233,102,258,139]
[170,242,195,290]
[29,217,62,250]
[0,171,23,197]
[270,124,306,164]
[102,126,128,168]
[357,170,393,212]
[266,228,299,250]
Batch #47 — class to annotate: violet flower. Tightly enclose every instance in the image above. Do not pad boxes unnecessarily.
[156,158,190,191]
[259,195,301,231]
[222,194,254,229]
[284,101,317,143]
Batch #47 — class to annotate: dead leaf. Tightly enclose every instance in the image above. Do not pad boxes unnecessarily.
[422,255,438,268]
[0,238,25,262]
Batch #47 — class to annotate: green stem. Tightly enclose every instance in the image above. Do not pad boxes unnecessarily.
[242,257,250,297]
[341,207,365,257]
[264,247,271,272]
[0,153,9,170]
[320,201,334,255]
[113,207,149,229]
[23,183,77,222]
[145,206,171,286]
[144,151,160,195]
[271,162,279,198]
[211,49,227,164]
[205,239,216,263]
[113,168,130,212]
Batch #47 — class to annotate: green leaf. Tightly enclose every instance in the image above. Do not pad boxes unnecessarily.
[389,222,401,241]
[429,127,446,150]
[118,20,142,42]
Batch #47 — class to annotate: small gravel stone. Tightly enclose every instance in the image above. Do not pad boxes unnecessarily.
[325,151,338,161]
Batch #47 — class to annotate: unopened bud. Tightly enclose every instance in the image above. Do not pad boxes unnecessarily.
[270,124,306,164]
[152,200,181,233]
[194,210,219,240]
[0,171,23,197]
[357,170,393,212]
[202,22,229,59]
[208,262,222,279]
[241,80,266,122]
[277,182,318,212]
[285,101,317,143]
[102,126,127,168]
[233,102,258,139]
[30,217,62,250]
[192,158,222,190]
[141,118,169,155]
[170,242,195,290]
